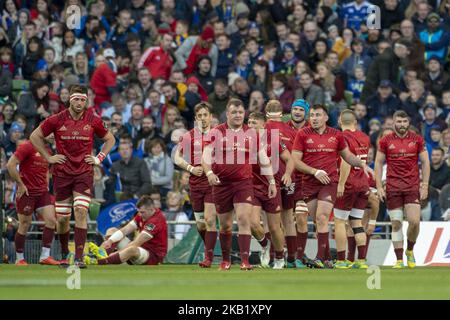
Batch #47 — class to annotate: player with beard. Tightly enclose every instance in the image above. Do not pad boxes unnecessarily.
[292,105,372,268]
[175,102,218,268]
[135,116,161,152]
[30,85,116,268]
[375,111,430,269]
[202,99,276,270]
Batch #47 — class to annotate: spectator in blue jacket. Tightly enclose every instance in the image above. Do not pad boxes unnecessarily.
[419,13,449,63]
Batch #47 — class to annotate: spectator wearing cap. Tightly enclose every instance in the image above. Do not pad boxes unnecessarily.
[90,52,118,108]
[419,12,450,63]
[174,25,218,77]
[108,9,138,51]
[138,33,174,81]
[341,38,372,79]
[365,80,402,119]
[216,33,235,79]
[361,38,412,103]
[277,42,298,76]
[0,121,23,159]
[194,55,214,95]
[17,79,49,132]
[422,104,448,144]
[424,56,450,97]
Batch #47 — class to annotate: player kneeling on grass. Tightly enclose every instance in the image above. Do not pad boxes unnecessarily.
[7,136,59,266]
[86,195,168,265]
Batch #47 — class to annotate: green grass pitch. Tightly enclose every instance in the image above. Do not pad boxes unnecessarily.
[0,265,449,299]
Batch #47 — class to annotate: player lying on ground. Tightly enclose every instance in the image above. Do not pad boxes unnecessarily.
[7,136,59,266]
[374,110,430,269]
[86,195,168,265]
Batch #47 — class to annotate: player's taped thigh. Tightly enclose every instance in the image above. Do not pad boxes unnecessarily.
[130,247,150,265]
[55,202,72,216]
[194,211,206,224]
[73,195,91,211]
[334,209,350,220]
[388,209,404,242]
[349,208,365,219]
[295,200,309,215]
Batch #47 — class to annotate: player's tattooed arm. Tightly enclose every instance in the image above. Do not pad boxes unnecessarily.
[30,127,66,164]
[419,149,430,201]
[6,155,28,198]
[374,150,386,202]
[337,158,351,198]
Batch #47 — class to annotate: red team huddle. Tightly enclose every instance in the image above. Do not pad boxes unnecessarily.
[8,85,429,269]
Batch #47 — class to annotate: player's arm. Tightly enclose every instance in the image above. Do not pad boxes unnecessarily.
[125,231,152,249]
[101,220,138,249]
[419,149,430,201]
[85,131,116,165]
[292,150,330,185]
[340,147,373,177]
[258,146,277,199]
[374,150,386,202]
[30,127,66,164]
[174,145,203,176]
[6,155,28,198]
[337,157,351,198]
[280,149,293,186]
[201,144,220,185]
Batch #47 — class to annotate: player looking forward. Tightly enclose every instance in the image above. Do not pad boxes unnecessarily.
[30,84,116,268]
[374,110,430,269]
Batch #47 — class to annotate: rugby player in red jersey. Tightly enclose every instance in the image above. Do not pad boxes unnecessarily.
[174,102,217,268]
[86,196,167,265]
[7,138,59,266]
[202,98,276,270]
[264,100,299,268]
[375,110,430,269]
[30,85,116,268]
[292,105,372,268]
[334,110,371,269]
[248,111,293,269]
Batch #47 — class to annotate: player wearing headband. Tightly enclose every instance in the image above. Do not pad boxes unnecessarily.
[30,85,116,268]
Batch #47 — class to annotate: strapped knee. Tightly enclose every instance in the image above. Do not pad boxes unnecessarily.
[388,209,404,241]
[352,226,365,235]
[295,200,308,215]
[73,195,91,211]
[194,212,205,224]
[55,202,72,215]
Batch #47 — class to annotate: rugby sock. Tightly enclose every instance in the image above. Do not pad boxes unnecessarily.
[238,234,251,264]
[74,227,87,260]
[347,236,356,262]
[59,231,70,257]
[257,235,268,248]
[40,247,51,261]
[98,253,122,265]
[42,227,54,249]
[337,251,346,261]
[275,251,284,259]
[266,232,275,263]
[296,232,308,260]
[219,232,232,262]
[365,234,372,257]
[316,232,329,261]
[15,232,26,260]
[394,248,404,260]
[198,229,206,243]
[205,231,217,261]
[407,240,415,251]
[325,236,331,261]
[357,245,366,260]
[285,236,297,262]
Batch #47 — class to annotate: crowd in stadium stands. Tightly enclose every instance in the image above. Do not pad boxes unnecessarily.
[0,0,449,240]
